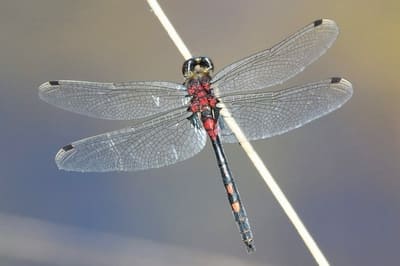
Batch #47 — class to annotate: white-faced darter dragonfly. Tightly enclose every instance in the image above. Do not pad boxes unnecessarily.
[39,19,353,253]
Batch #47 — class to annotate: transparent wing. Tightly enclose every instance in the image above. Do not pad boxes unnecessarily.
[218,78,353,143]
[212,19,339,95]
[39,80,189,120]
[55,109,207,172]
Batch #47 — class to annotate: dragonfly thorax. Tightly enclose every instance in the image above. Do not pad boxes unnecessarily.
[183,57,219,141]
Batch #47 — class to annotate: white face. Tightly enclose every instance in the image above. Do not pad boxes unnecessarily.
[193,64,203,74]
[185,64,211,80]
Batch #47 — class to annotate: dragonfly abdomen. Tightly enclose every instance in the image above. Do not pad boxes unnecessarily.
[211,136,255,253]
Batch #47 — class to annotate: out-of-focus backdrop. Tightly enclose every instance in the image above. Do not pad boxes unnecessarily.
[0,1,399,265]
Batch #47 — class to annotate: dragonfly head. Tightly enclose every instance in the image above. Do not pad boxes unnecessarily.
[182,56,214,80]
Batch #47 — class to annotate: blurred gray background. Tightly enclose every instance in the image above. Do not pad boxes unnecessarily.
[0,0,399,265]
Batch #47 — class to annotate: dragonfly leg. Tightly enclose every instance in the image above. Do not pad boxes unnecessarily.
[187,113,202,129]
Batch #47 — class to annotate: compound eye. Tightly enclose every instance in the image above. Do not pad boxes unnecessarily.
[182,58,196,77]
[200,57,214,73]
[182,60,189,76]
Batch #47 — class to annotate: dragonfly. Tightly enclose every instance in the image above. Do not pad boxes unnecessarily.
[39,19,353,253]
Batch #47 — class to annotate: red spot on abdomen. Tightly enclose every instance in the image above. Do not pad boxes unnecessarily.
[226,183,234,194]
[203,117,218,140]
[231,201,241,213]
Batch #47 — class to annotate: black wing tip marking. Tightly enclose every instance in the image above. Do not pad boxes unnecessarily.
[330,77,354,97]
[38,81,59,93]
[314,19,323,27]
[62,144,74,152]
[313,19,338,29]
[38,81,60,100]
[55,144,76,171]
[49,80,60,86]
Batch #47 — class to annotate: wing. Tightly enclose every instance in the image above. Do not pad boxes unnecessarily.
[218,78,353,143]
[55,109,207,172]
[212,19,339,94]
[39,80,189,120]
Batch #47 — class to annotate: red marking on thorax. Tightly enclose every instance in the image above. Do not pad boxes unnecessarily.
[187,78,219,140]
